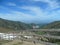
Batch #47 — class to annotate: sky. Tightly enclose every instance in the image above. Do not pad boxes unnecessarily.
[0,0,60,23]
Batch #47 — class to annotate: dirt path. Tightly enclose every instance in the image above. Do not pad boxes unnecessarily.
[2,39,44,45]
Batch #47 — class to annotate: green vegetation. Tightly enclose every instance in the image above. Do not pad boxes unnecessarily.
[0,40,11,45]
[56,42,60,45]
[1,18,60,30]
[48,32,60,36]
[34,31,46,35]
[0,18,32,31]
[44,38,60,45]
[13,42,23,45]
[41,21,60,29]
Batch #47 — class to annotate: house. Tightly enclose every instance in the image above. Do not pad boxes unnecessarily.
[32,25,39,29]
[0,33,17,40]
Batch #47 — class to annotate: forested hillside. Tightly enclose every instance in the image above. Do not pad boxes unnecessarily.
[0,18,32,30]
[42,21,60,29]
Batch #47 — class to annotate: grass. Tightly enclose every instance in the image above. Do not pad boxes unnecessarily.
[56,42,60,45]
[34,31,46,35]
[0,27,14,32]
[13,42,23,45]
[0,40,12,45]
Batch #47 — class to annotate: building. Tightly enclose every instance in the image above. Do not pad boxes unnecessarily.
[32,25,39,29]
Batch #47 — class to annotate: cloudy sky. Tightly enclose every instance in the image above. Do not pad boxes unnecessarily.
[0,0,60,23]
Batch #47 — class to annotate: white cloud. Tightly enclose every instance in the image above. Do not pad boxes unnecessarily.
[0,0,60,23]
[7,2,16,6]
[30,0,60,9]
[18,6,60,22]
[0,7,48,22]
[19,6,48,17]
[0,6,60,23]
[0,11,34,21]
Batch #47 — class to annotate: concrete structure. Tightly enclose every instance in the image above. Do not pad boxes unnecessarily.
[0,33,17,40]
[33,25,39,29]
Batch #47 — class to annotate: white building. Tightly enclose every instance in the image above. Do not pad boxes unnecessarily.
[33,25,39,29]
[0,33,17,40]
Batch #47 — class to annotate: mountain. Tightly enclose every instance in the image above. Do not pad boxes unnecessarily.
[41,21,60,29]
[0,18,60,31]
[0,18,32,31]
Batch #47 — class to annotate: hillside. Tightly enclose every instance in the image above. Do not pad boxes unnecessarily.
[0,18,60,31]
[0,18,32,31]
[42,21,60,29]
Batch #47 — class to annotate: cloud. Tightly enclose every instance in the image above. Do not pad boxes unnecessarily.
[19,6,46,16]
[12,6,49,21]
[17,5,60,22]
[0,6,48,23]
[0,0,60,23]
[7,2,16,6]
[0,6,60,23]
[0,11,34,21]
[30,0,60,10]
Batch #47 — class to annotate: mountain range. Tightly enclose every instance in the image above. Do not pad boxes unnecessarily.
[41,21,60,29]
[0,18,60,32]
[0,18,32,31]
